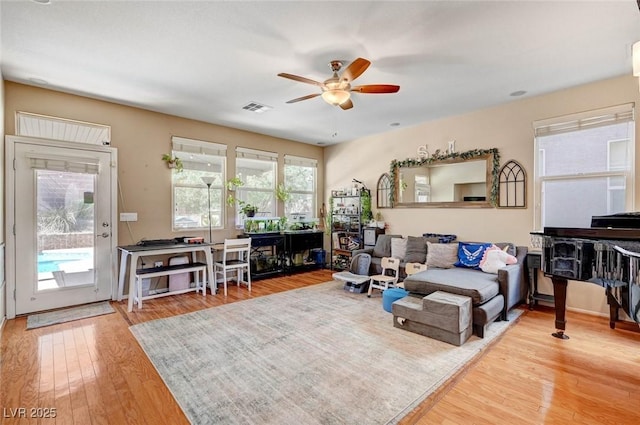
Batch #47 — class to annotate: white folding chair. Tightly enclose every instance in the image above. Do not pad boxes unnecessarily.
[367,256,400,297]
[214,238,251,296]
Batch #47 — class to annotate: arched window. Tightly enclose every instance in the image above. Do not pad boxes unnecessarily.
[499,160,526,208]
[377,173,392,209]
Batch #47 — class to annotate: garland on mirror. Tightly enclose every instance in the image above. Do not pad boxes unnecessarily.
[389,148,500,207]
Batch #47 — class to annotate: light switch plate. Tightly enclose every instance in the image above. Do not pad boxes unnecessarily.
[120,212,138,222]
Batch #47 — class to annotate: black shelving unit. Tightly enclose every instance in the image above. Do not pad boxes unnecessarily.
[245,233,285,279]
[284,231,325,273]
[330,190,368,270]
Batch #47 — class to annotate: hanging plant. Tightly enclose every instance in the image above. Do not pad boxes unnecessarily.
[161,154,183,172]
[276,183,292,202]
[388,148,500,207]
[226,177,244,191]
[325,196,334,236]
[226,177,244,207]
[360,189,373,223]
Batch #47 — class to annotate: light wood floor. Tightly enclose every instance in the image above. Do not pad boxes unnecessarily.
[1,270,639,424]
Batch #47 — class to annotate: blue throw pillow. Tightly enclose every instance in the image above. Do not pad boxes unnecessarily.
[455,242,492,269]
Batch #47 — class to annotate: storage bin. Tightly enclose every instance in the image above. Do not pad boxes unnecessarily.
[169,256,191,291]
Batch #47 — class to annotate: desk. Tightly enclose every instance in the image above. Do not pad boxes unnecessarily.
[117,243,215,312]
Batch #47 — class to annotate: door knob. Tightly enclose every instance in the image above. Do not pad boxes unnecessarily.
[98,232,110,238]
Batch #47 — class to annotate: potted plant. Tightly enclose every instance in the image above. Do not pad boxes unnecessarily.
[161,154,183,172]
[238,200,257,217]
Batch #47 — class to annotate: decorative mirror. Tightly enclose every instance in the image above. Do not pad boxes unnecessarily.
[498,160,526,208]
[376,173,392,209]
[390,148,499,208]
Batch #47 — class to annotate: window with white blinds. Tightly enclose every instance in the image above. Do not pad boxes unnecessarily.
[284,155,317,219]
[235,147,277,224]
[26,152,100,174]
[533,103,635,230]
[236,147,278,227]
[171,136,227,231]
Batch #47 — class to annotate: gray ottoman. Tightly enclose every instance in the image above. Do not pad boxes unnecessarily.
[392,291,472,346]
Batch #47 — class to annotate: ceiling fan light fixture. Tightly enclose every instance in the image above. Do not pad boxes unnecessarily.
[322,89,351,106]
[633,41,640,77]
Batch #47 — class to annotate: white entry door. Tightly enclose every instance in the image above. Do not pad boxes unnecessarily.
[7,136,116,316]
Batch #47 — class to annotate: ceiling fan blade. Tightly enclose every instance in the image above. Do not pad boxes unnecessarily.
[341,58,371,82]
[351,84,400,94]
[286,93,321,104]
[277,73,324,87]
[339,99,353,110]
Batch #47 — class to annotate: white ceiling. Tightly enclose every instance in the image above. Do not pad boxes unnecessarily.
[1,1,639,146]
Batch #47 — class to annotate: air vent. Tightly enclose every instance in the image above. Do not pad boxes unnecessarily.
[242,102,272,113]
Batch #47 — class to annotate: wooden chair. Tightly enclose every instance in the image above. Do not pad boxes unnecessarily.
[367,257,400,297]
[214,238,251,296]
[405,262,427,275]
[400,262,427,288]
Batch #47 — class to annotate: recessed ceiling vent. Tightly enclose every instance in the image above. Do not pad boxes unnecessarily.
[242,102,272,113]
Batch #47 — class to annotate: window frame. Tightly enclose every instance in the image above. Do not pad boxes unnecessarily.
[235,147,278,226]
[284,155,317,219]
[533,104,635,231]
[171,136,227,232]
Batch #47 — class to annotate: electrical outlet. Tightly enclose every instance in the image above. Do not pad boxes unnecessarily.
[120,212,138,222]
[154,261,163,267]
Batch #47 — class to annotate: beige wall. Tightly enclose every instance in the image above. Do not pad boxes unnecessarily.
[4,82,324,247]
[325,74,640,317]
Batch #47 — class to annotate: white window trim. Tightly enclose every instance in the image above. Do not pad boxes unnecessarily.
[533,104,635,231]
[284,155,317,218]
[235,149,277,226]
[171,136,227,231]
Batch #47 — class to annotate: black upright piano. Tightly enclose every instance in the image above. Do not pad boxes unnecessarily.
[542,213,640,339]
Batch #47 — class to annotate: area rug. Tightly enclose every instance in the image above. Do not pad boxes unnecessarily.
[130,281,521,425]
[26,301,115,329]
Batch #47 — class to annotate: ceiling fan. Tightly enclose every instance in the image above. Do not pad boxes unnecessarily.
[277,57,400,110]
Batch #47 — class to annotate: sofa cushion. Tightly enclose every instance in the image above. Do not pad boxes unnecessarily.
[426,242,458,269]
[372,234,402,258]
[391,237,407,260]
[404,236,427,263]
[455,242,492,269]
[403,268,499,305]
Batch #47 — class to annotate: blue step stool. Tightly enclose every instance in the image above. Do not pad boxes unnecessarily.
[382,287,409,313]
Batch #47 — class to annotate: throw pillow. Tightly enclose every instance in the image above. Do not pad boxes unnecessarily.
[391,237,407,260]
[493,242,516,257]
[455,242,493,269]
[422,233,458,244]
[425,242,459,269]
[404,236,427,263]
[480,249,518,274]
[372,234,402,258]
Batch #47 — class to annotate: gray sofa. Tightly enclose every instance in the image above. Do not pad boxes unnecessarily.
[355,234,528,338]
[402,243,528,337]
[353,233,457,278]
